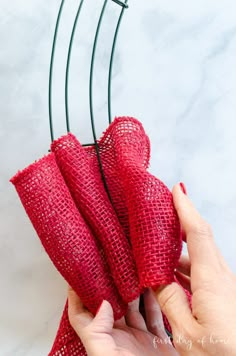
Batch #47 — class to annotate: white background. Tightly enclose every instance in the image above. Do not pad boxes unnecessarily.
[0,0,236,354]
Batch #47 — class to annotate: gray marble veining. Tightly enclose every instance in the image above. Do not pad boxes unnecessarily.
[0,0,236,354]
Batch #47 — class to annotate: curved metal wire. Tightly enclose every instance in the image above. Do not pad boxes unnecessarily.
[108,0,128,123]
[89,0,108,144]
[65,0,85,133]
[48,0,65,142]
[112,0,129,7]
[48,0,129,197]
[89,0,114,201]
[48,7,174,339]
[49,0,129,143]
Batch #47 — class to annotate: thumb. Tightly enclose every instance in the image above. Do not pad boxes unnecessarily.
[90,300,114,334]
[155,282,195,335]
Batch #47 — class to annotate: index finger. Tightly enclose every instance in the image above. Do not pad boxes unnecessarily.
[68,286,93,331]
[172,184,221,277]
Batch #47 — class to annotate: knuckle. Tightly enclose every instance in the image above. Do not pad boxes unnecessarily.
[191,221,213,238]
[158,283,179,314]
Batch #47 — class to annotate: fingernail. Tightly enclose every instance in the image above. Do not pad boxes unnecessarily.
[96,300,104,315]
[181,230,186,242]
[179,182,187,195]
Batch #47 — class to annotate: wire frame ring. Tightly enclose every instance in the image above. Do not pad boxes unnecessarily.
[48,0,128,143]
[48,0,129,202]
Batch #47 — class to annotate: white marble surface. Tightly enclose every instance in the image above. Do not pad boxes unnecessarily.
[1,0,236,354]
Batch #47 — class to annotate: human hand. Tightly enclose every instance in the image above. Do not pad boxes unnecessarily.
[155,183,236,355]
[68,286,178,356]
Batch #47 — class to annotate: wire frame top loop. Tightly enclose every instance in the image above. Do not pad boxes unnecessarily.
[112,0,129,8]
[48,0,129,143]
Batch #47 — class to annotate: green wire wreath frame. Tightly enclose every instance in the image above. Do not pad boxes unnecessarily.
[48,0,128,144]
[48,0,129,208]
[48,2,174,340]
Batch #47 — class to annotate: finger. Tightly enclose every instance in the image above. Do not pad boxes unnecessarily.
[68,286,93,332]
[180,182,187,195]
[177,255,191,277]
[76,300,116,356]
[174,270,191,293]
[114,316,126,328]
[154,282,196,335]
[172,184,220,270]
[144,288,167,338]
[90,300,114,334]
[125,297,147,332]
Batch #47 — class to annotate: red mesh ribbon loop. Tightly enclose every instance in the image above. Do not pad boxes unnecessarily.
[11,117,182,355]
[90,117,182,287]
[51,133,140,303]
[49,302,86,356]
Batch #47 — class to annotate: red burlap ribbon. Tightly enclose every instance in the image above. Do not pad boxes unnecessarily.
[11,117,182,355]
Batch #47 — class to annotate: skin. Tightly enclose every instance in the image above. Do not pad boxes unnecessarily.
[68,183,236,355]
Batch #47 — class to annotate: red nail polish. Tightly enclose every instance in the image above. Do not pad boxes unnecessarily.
[96,300,104,315]
[180,182,187,195]
[181,230,186,242]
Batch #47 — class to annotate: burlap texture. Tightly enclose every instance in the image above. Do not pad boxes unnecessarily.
[11,117,182,355]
